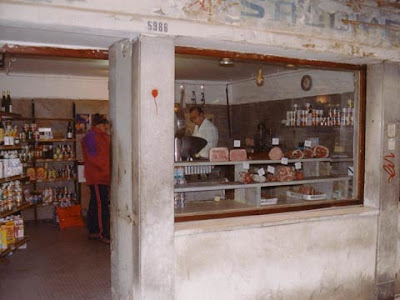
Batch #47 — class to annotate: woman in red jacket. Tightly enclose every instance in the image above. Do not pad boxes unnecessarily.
[81,114,111,244]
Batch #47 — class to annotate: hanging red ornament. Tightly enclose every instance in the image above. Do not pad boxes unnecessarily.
[151,89,159,115]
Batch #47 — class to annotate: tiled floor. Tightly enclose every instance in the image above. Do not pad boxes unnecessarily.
[0,223,111,300]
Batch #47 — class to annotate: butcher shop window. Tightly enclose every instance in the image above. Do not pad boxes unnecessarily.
[173,48,365,222]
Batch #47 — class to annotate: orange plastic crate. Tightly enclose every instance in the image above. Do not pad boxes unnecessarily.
[56,205,84,230]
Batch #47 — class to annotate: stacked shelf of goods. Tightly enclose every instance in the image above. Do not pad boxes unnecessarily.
[1,212,28,259]
[0,237,29,259]
[0,202,33,218]
[174,175,351,192]
[0,103,80,221]
[174,158,354,217]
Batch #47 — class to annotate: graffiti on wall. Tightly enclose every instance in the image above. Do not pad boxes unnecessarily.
[383,152,396,183]
[181,0,400,47]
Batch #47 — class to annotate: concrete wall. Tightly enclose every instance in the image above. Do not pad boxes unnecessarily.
[0,73,108,100]
[175,207,378,300]
[1,1,399,63]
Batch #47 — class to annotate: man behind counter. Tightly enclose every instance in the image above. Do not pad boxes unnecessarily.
[189,106,218,158]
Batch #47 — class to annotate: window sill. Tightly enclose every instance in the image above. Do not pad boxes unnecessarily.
[174,205,378,236]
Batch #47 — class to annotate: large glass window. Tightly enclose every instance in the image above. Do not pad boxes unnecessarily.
[174,50,364,222]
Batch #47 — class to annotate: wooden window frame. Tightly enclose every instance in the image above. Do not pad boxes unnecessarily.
[174,46,366,222]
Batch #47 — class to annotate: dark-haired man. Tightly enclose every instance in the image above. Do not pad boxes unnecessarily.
[189,107,218,158]
[81,114,111,244]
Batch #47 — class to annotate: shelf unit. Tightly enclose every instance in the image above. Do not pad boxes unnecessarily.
[29,101,79,206]
[36,138,76,143]
[0,237,30,259]
[174,175,351,192]
[0,102,80,223]
[0,202,33,218]
[174,157,354,216]
[35,158,77,163]
[34,177,77,183]
[0,175,30,184]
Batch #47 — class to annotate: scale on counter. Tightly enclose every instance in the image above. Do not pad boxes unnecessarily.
[175,136,207,161]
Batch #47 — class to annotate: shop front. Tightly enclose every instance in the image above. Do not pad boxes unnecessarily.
[1,1,400,299]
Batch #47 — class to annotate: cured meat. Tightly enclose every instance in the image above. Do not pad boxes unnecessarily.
[275,166,295,182]
[285,149,304,159]
[295,170,304,180]
[302,148,314,159]
[209,147,229,162]
[291,149,304,159]
[239,172,253,184]
[252,174,267,183]
[229,149,247,161]
[298,185,316,195]
[268,146,283,160]
[312,145,330,158]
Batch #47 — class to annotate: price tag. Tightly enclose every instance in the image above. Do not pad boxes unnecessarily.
[267,166,275,174]
[258,168,265,176]
[234,140,241,148]
[389,138,395,151]
[272,138,279,145]
[281,157,288,165]
[242,162,250,170]
[295,162,302,170]
[304,140,312,148]
[388,123,396,138]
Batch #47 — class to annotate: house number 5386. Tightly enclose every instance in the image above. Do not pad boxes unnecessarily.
[147,21,168,33]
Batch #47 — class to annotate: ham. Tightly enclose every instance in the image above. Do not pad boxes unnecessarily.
[275,166,295,182]
[291,149,304,159]
[209,147,229,162]
[229,149,247,161]
[312,145,330,158]
[268,146,283,160]
[285,149,304,159]
[302,148,314,159]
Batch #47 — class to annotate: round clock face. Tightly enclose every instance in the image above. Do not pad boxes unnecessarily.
[301,75,312,91]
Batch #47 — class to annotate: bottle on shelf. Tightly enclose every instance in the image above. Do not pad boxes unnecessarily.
[1,91,6,112]
[0,117,4,146]
[348,99,354,126]
[335,104,341,126]
[67,122,73,139]
[6,91,12,113]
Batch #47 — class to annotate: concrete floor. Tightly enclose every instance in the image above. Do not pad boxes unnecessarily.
[0,223,111,300]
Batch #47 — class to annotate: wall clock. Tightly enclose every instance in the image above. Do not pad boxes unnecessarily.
[301,75,312,91]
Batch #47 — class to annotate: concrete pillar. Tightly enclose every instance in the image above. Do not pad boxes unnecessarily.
[365,62,400,299]
[109,36,175,299]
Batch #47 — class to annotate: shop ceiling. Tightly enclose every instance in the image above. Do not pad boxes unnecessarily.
[0,52,311,81]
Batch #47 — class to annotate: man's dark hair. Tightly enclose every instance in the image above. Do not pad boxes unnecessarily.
[189,106,204,114]
[93,113,109,126]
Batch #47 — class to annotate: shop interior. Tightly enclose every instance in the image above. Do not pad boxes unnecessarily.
[174,53,359,221]
[0,49,360,297]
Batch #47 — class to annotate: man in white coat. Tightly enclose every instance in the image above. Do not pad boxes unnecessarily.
[189,106,218,158]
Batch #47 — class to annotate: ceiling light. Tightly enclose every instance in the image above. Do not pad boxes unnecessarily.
[286,63,296,68]
[219,57,234,66]
[256,68,264,86]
